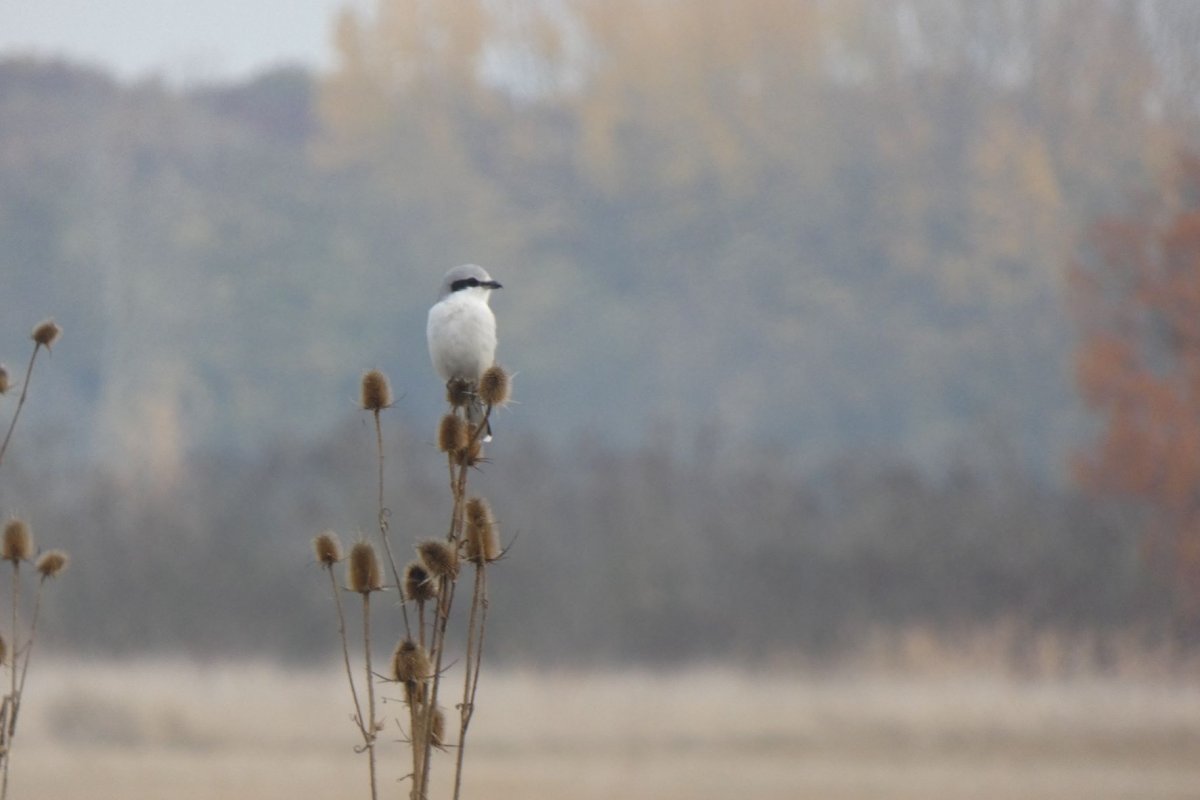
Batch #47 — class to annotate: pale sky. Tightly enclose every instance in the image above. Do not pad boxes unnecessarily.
[1,0,367,82]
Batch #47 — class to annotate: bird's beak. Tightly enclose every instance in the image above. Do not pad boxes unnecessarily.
[484,280,503,290]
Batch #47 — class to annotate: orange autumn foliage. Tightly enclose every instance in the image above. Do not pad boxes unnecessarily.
[1072,153,1200,611]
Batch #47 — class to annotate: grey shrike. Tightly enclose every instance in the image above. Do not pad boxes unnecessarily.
[427,264,502,438]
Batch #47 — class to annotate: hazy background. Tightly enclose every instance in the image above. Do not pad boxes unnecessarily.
[1,0,1199,669]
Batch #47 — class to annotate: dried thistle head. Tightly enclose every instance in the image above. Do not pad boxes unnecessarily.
[478,365,510,407]
[31,319,62,350]
[360,369,393,411]
[2,519,33,563]
[313,531,342,567]
[465,497,500,564]
[417,540,459,579]
[445,378,472,409]
[403,561,437,603]
[347,541,382,593]
[35,549,69,578]
[391,638,432,683]
[0,364,9,395]
[437,413,467,454]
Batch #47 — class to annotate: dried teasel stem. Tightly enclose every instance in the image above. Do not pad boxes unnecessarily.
[361,590,379,800]
[343,542,382,799]
[0,322,59,474]
[10,547,70,755]
[367,392,410,637]
[318,532,367,756]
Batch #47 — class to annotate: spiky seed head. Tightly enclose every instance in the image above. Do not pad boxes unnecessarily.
[347,541,382,593]
[31,319,62,349]
[2,519,33,563]
[35,549,69,578]
[478,365,510,407]
[313,531,342,567]
[432,707,446,746]
[465,497,500,564]
[417,540,459,579]
[437,413,467,454]
[403,561,437,603]
[360,369,392,411]
[391,638,432,683]
[0,364,8,395]
[446,378,472,409]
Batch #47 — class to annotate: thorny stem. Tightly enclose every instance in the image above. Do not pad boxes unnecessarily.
[408,681,425,800]
[0,344,42,474]
[1,560,20,800]
[453,562,489,800]
[419,402,492,800]
[420,573,456,799]
[373,409,412,639]
[363,593,378,800]
[327,569,367,741]
[11,578,46,745]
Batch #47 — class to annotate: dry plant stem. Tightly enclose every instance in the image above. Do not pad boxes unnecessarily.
[328,571,366,732]
[419,573,457,799]
[0,344,42,473]
[419,405,493,800]
[0,561,20,800]
[7,561,18,735]
[372,410,412,638]
[452,563,488,800]
[362,593,378,800]
[10,579,45,744]
[408,689,425,800]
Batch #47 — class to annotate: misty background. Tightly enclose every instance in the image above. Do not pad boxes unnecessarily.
[0,0,1196,665]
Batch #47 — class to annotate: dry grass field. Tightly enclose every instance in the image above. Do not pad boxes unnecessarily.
[5,659,1199,800]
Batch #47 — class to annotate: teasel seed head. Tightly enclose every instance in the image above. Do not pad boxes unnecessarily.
[432,707,446,747]
[347,541,382,593]
[31,319,62,350]
[478,365,510,407]
[2,519,33,563]
[35,549,69,578]
[391,638,432,683]
[417,539,459,579]
[360,369,393,411]
[437,413,467,454]
[403,561,437,603]
[445,378,472,409]
[313,531,342,567]
[465,497,500,564]
[0,364,9,395]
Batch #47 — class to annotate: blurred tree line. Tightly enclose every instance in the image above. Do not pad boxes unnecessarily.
[2,0,1200,661]
[1072,153,1200,626]
[1,0,1197,478]
[2,416,1161,664]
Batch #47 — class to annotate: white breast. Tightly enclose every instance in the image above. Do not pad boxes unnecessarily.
[427,292,498,383]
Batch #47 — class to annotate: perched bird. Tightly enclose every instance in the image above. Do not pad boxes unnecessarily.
[427,264,502,439]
